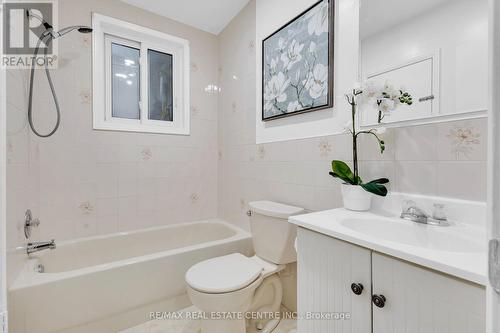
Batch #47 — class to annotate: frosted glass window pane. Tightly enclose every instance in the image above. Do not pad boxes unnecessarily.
[148,49,173,122]
[112,43,140,119]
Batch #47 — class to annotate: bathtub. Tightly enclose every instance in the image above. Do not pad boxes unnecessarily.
[8,219,253,333]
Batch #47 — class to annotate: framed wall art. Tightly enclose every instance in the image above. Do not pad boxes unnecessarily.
[262,0,335,121]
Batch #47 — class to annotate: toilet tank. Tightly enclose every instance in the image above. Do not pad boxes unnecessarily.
[248,201,304,264]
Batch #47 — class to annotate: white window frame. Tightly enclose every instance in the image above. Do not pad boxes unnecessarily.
[92,13,190,135]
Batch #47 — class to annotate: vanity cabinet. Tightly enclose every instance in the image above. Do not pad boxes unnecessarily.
[297,227,372,333]
[297,228,486,333]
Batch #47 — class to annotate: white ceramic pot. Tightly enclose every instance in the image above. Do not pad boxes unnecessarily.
[341,184,372,211]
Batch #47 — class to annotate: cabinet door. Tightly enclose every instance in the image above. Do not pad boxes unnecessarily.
[361,57,435,126]
[372,253,485,333]
[297,228,372,333]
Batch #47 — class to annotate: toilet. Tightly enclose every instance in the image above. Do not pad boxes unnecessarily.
[185,201,304,333]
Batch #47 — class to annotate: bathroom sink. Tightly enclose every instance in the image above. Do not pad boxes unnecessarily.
[340,217,485,253]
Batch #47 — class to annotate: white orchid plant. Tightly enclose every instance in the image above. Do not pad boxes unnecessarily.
[361,81,413,123]
[329,82,413,196]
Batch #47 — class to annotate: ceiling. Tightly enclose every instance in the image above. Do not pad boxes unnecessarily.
[121,0,250,35]
[360,0,453,39]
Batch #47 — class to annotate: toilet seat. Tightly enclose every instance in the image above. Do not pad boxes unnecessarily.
[186,253,263,293]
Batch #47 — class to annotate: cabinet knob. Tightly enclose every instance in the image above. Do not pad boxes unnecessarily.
[351,283,364,295]
[372,294,386,308]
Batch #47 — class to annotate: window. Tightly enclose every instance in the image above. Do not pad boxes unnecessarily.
[92,14,190,135]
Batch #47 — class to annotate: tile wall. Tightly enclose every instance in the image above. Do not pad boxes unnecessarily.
[217,1,488,230]
[6,0,488,253]
[6,0,219,250]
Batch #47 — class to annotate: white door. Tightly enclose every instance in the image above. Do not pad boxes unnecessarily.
[297,228,372,333]
[488,0,500,331]
[372,253,485,333]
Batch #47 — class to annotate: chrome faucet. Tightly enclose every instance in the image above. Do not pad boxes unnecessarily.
[27,239,56,255]
[400,200,449,226]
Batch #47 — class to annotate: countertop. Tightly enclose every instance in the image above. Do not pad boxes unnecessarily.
[290,208,488,286]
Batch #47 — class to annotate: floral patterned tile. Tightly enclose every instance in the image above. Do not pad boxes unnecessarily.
[141,148,153,161]
[437,119,487,161]
[191,106,200,118]
[190,62,199,73]
[190,193,199,204]
[257,145,266,160]
[446,126,480,158]
[248,40,256,52]
[7,138,14,164]
[79,90,92,104]
[318,139,332,157]
[81,35,91,48]
[78,201,94,215]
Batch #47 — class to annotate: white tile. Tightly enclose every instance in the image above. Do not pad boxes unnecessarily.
[437,161,487,201]
[358,161,396,191]
[312,186,343,211]
[394,125,438,161]
[358,129,395,161]
[395,161,438,195]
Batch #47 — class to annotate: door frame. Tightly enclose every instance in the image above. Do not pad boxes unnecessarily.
[0,62,5,330]
[0,19,6,333]
[487,0,500,331]
[0,0,7,329]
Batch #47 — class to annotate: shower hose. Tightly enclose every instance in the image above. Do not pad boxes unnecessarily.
[28,34,61,138]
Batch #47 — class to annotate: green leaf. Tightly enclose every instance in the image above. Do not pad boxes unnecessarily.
[360,181,388,197]
[367,178,389,185]
[330,160,361,185]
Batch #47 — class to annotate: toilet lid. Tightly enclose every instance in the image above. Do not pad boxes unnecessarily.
[186,253,263,293]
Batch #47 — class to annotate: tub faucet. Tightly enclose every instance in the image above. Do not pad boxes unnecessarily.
[27,239,56,254]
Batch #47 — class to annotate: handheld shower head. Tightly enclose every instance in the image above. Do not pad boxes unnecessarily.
[26,10,92,40]
[26,18,92,138]
[53,25,92,38]
[77,27,93,34]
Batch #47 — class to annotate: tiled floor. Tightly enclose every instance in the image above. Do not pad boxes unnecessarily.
[121,306,297,333]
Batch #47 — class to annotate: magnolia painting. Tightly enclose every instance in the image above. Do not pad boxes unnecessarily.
[262,0,333,121]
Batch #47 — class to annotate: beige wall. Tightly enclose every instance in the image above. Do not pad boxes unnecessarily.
[218,0,488,231]
[6,0,219,251]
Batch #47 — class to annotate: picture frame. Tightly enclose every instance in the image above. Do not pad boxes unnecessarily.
[262,0,335,121]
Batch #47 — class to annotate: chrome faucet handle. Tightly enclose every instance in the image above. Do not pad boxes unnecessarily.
[24,209,40,239]
[401,200,417,212]
[400,200,428,223]
[404,206,428,217]
[401,200,427,215]
[432,203,447,221]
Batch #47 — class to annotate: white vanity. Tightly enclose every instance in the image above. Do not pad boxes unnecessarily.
[290,193,487,333]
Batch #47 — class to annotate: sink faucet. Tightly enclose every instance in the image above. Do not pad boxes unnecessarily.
[400,201,449,226]
[27,239,56,255]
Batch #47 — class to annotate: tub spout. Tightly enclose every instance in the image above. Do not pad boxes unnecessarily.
[27,239,56,255]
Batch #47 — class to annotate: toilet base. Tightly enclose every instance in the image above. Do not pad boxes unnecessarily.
[187,255,288,333]
[247,275,282,333]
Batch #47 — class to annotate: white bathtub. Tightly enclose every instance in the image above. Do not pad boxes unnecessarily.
[9,219,253,333]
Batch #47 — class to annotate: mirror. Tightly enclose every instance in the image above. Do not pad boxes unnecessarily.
[359,0,488,127]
